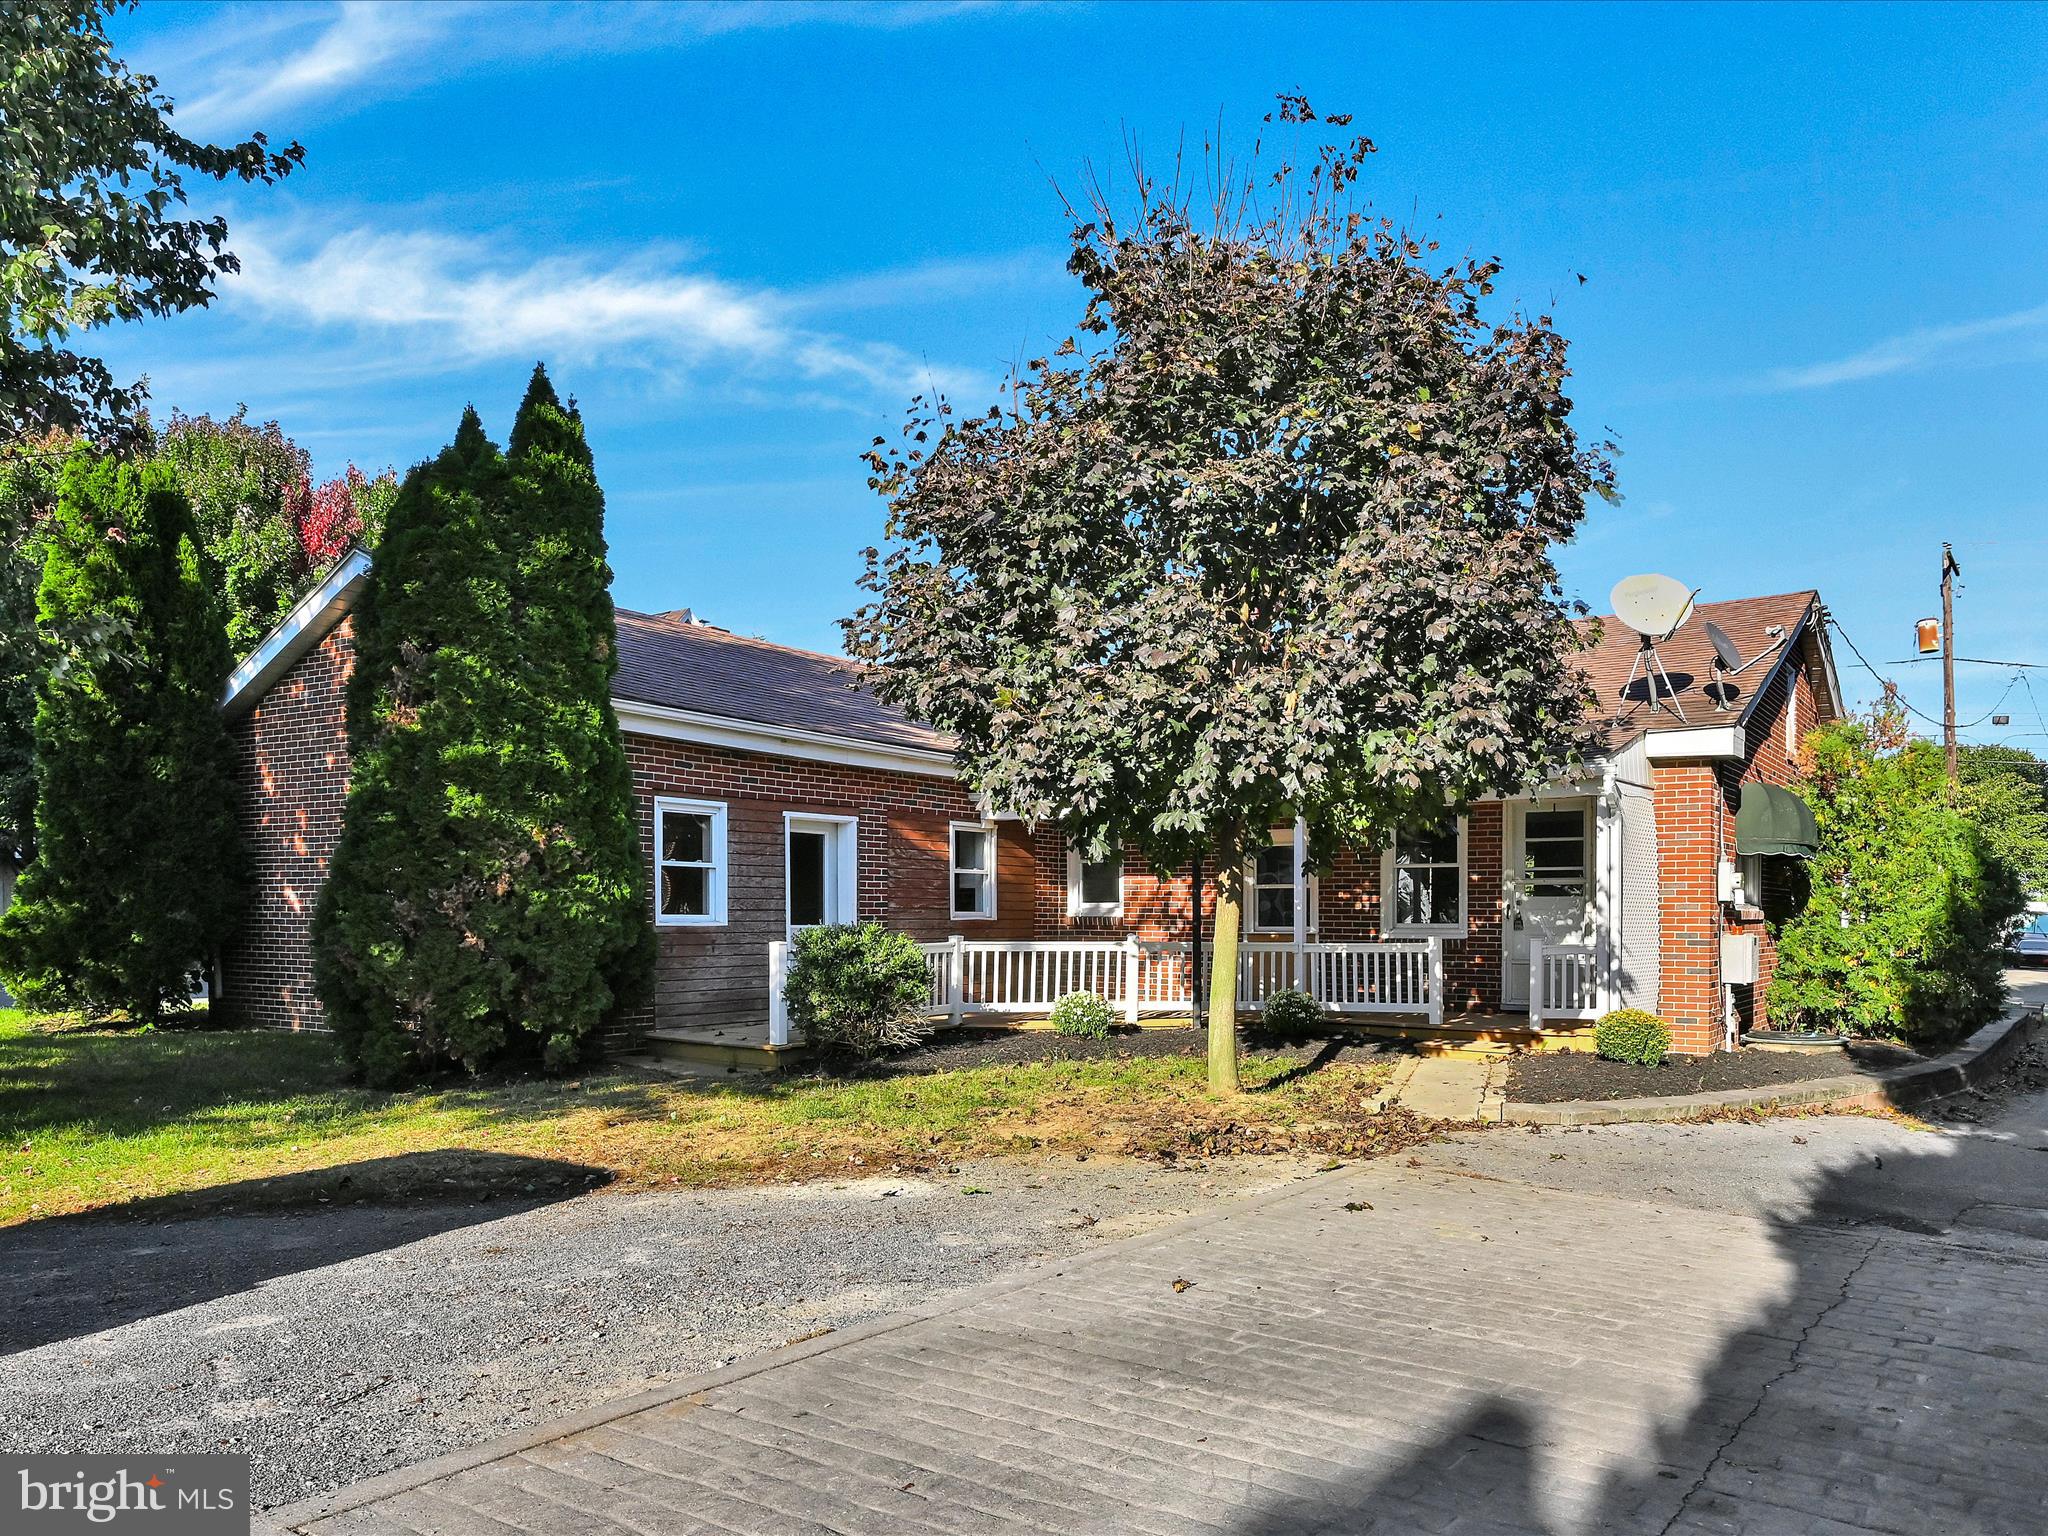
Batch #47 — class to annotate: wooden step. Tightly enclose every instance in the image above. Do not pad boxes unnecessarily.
[642,1029,809,1074]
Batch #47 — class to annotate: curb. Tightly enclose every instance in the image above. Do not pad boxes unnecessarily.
[1500,1003,2041,1126]
[262,1153,1367,1533]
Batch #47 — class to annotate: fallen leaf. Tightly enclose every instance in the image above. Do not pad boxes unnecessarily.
[1343,1201,1373,1212]
[1171,1277,1194,1293]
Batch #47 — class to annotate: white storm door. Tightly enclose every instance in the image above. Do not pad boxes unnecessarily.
[786,815,857,934]
[1503,799,1594,1008]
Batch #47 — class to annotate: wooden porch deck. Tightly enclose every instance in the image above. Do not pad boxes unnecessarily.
[641,1008,1593,1073]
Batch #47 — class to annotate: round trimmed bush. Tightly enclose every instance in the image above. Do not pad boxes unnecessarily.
[1049,990,1116,1040]
[1261,988,1324,1033]
[1594,1008,1671,1066]
[784,922,934,1060]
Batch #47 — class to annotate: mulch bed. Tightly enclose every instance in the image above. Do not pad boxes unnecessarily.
[852,1023,1405,1078]
[1505,1040,1924,1104]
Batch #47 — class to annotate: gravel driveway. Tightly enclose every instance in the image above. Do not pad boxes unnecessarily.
[0,1152,1322,1511]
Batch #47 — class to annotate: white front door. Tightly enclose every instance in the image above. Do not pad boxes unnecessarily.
[786,815,857,934]
[1502,798,1594,1008]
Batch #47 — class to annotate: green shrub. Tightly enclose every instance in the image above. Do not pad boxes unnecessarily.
[784,922,934,1059]
[1049,990,1116,1040]
[1261,988,1323,1033]
[313,373,650,1085]
[1769,708,2025,1052]
[1594,1008,1671,1066]
[0,451,245,1022]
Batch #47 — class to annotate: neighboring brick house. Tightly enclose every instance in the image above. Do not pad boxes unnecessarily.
[219,550,1840,1056]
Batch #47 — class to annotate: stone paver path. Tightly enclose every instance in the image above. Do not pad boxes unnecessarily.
[271,1024,2048,1536]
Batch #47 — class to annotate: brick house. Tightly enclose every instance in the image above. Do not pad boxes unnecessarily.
[220,550,1839,1059]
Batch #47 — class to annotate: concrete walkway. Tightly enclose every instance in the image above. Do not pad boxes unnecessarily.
[1383,1054,1499,1121]
[270,995,2048,1536]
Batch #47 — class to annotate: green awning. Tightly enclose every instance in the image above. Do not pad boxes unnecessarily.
[1735,782,1819,858]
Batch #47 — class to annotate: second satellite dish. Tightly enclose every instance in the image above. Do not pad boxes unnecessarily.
[1705,621,1744,673]
[1610,574,1698,641]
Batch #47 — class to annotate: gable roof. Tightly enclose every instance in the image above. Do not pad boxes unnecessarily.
[610,609,951,754]
[222,547,372,720]
[225,559,1836,771]
[1572,589,1834,750]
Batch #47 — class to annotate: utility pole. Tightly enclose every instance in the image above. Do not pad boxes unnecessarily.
[1942,543,1960,794]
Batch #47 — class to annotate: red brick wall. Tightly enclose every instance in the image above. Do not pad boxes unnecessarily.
[1652,762,1725,1053]
[622,734,1023,1034]
[1728,637,1824,1033]
[222,620,356,1032]
[1021,804,1508,1013]
[1654,636,1827,1052]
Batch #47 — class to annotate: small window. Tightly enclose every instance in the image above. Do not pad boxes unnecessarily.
[1738,852,1765,910]
[1245,827,1315,935]
[1391,818,1464,932]
[655,797,727,926]
[1252,845,1295,932]
[951,822,996,920]
[1066,844,1124,918]
[1521,807,1588,899]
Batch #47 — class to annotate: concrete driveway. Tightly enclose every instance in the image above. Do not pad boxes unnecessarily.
[268,975,2048,1536]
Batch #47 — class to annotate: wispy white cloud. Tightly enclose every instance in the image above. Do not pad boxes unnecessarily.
[1764,300,2048,391]
[785,250,1068,314]
[222,221,987,401]
[174,2,451,135]
[163,1,993,135]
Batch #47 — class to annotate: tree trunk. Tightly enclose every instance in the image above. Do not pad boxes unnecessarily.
[1206,855,1243,1094]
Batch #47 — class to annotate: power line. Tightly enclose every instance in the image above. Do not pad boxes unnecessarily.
[1883,655,2048,670]
[1827,614,1949,728]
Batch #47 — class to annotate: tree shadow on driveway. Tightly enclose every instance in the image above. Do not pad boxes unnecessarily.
[1226,1086,2048,1535]
[0,1149,609,1356]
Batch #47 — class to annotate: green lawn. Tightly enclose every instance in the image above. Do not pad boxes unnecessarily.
[0,1009,1411,1225]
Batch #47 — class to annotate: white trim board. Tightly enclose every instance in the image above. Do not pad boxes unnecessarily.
[1642,723,1747,760]
[222,547,372,719]
[613,698,956,779]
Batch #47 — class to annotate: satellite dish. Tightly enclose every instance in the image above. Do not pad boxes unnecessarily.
[1610,574,1698,642]
[1610,574,1700,721]
[1703,618,1789,712]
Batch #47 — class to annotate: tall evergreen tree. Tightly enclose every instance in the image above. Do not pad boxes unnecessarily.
[0,450,244,1018]
[497,366,652,1048]
[313,376,647,1084]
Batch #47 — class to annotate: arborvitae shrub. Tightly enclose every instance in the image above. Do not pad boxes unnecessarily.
[0,451,244,1019]
[314,374,649,1084]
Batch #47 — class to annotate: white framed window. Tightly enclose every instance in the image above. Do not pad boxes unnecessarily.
[1385,816,1467,936]
[950,821,997,920]
[654,796,727,926]
[1737,851,1765,911]
[786,813,858,933]
[1245,825,1317,935]
[1065,843,1124,918]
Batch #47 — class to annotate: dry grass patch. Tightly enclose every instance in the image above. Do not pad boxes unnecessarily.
[0,1009,1419,1223]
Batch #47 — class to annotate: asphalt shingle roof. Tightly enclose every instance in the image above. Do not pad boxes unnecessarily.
[1573,589,1822,748]
[612,609,949,753]
[612,589,1826,762]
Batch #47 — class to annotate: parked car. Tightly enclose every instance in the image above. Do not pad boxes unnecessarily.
[2007,910,2048,967]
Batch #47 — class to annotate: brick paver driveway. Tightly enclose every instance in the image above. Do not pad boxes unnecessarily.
[274,992,2048,1536]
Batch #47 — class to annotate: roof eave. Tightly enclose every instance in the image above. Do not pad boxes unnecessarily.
[221,547,373,720]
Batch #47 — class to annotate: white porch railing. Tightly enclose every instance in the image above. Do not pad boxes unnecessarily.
[768,935,1444,1045]
[1528,940,1601,1028]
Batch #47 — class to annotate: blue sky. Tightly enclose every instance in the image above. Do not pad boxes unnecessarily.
[110,1,2048,746]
